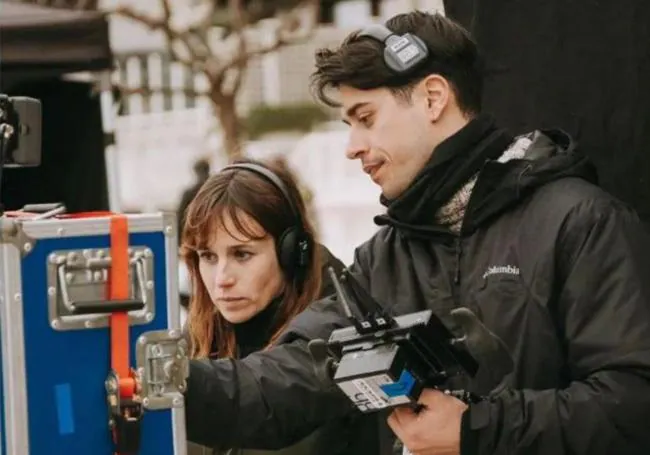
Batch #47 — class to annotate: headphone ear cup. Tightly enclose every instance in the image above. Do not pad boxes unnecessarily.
[384,48,402,72]
[411,34,428,55]
[384,33,429,73]
[277,227,299,275]
[277,227,312,279]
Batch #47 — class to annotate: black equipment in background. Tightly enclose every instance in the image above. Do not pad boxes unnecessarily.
[0,95,42,168]
[0,94,42,215]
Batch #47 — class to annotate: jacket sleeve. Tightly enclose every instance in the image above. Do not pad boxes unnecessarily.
[183,243,371,450]
[462,199,650,455]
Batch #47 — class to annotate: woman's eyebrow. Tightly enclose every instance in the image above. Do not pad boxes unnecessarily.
[227,239,261,249]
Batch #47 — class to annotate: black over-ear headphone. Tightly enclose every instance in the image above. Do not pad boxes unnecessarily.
[358,23,429,74]
[221,162,313,283]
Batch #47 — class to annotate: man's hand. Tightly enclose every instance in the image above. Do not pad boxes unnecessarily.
[387,389,468,455]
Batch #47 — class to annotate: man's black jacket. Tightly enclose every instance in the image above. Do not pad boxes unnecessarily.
[184,117,650,455]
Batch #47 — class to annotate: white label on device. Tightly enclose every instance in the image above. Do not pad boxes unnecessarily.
[337,374,410,411]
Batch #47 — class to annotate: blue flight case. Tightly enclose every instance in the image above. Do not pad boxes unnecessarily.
[0,207,189,455]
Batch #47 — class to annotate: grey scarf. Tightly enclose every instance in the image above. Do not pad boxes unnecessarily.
[434,135,533,234]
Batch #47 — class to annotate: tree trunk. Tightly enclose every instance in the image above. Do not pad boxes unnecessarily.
[211,93,243,161]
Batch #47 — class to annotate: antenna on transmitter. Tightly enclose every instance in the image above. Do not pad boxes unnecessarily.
[327,267,394,335]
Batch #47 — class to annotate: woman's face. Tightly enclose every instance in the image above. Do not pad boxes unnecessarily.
[197,210,284,324]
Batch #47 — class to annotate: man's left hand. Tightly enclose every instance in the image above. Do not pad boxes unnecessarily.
[387,389,468,455]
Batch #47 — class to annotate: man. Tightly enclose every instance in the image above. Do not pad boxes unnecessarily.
[184,11,650,455]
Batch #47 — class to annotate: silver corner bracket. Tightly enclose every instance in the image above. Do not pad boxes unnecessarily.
[135,329,189,411]
[0,217,36,257]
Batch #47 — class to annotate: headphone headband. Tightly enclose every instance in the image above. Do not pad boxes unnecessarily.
[221,162,301,223]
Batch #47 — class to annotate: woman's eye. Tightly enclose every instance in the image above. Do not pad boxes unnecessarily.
[234,250,253,261]
[198,251,217,263]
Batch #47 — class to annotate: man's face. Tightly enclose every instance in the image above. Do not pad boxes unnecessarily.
[340,85,437,199]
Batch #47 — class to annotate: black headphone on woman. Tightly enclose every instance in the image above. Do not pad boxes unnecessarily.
[221,162,313,282]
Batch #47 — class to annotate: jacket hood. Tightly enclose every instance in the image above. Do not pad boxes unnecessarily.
[460,129,598,235]
[374,122,598,237]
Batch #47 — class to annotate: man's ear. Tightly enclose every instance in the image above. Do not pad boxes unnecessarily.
[421,74,450,122]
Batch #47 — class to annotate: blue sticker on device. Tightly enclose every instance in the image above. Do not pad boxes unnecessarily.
[379,369,416,398]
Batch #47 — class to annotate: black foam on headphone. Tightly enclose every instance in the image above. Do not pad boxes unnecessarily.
[358,23,429,74]
[221,163,313,282]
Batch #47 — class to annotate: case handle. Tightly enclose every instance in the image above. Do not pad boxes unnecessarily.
[55,254,148,316]
[69,299,144,315]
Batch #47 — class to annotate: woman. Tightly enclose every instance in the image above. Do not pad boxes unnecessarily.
[181,158,345,454]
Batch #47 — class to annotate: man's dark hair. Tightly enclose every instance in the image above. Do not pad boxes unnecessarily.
[311,11,483,115]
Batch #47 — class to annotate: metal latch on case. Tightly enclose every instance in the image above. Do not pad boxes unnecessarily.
[135,329,189,410]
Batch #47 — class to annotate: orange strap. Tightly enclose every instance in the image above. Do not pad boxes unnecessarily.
[108,215,136,398]
[61,211,116,219]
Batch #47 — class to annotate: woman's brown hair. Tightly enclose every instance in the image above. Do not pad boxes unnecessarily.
[180,157,322,359]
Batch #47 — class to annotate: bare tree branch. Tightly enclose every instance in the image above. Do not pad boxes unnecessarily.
[221,0,319,73]
[160,0,209,70]
[187,0,216,38]
[105,0,321,158]
[111,4,197,69]
[111,5,167,30]
[103,82,210,98]
[111,0,319,79]
[226,0,248,96]
[111,1,212,72]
